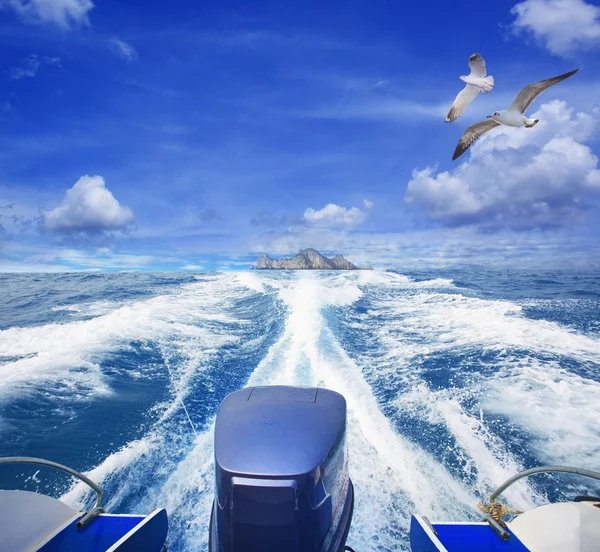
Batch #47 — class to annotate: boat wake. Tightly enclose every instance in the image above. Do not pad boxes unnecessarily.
[1,270,599,551]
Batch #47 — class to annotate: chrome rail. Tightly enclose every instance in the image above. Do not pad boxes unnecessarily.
[490,465,600,502]
[0,456,104,527]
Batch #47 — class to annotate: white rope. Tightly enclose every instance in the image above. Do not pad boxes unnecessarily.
[178,392,198,437]
[164,359,198,437]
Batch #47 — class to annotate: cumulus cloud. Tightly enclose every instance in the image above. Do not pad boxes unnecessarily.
[405,101,600,230]
[109,38,138,61]
[511,0,600,57]
[303,199,373,228]
[41,175,134,238]
[9,54,61,80]
[0,0,93,28]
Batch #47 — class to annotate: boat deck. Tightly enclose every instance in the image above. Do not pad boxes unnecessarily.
[410,515,530,551]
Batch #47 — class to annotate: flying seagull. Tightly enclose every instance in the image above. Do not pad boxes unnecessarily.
[452,69,579,161]
[445,53,494,123]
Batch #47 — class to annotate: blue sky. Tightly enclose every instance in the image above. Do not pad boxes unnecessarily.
[1,0,600,271]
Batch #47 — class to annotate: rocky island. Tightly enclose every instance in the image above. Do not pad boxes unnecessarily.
[255,249,371,270]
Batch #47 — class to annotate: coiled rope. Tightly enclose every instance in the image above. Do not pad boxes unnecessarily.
[477,501,521,526]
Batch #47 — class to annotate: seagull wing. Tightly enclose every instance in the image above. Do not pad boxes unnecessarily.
[468,53,486,78]
[507,69,579,114]
[446,84,481,123]
[452,119,500,160]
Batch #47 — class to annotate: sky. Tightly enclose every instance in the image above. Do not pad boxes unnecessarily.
[1,0,600,272]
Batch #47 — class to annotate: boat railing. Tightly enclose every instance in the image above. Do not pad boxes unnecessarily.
[490,465,600,502]
[0,456,104,527]
[477,465,600,538]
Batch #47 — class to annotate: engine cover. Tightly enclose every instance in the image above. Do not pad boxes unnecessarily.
[209,386,353,552]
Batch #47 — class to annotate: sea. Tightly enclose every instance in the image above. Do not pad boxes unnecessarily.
[0,269,599,551]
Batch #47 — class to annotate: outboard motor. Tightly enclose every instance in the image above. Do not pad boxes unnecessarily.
[209,386,354,552]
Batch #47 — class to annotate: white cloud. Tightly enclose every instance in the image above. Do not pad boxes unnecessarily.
[588,169,600,188]
[303,199,373,228]
[9,54,61,80]
[511,0,600,57]
[10,55,40,80]
[0,261,73,273]
[0,0,93,28]
[109,38,138,61]
[251,225,600,270]
[41,175,134,236]
[26,248,155,269]
[181,264,204,271]
[405,101,600,230]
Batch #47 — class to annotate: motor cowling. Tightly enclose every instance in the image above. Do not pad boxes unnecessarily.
[209,386,354,552]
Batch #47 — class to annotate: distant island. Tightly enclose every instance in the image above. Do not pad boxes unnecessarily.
[255,249,372,270]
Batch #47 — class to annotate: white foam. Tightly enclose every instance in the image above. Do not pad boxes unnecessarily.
[371,288,600,364]
[357,269,454,290]
[52,273,277,549]
[135,429,215,550]
[411,277,455,288]
[245,272,481,549]
[40,270,600,551]
[235,271,266,294]
[0,274,257,404]
[50,305,81,313]
[61,438,154,510]
[395,383,537,510]
[351,273,600,511]
[485,357,600,467]
[356,269,399,285]
[50,301,120,317]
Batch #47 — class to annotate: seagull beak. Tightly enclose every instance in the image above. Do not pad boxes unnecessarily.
[486,115,491,118]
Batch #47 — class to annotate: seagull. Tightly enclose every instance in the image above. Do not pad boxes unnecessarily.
[452,69,579,161]
[445,53,494,123]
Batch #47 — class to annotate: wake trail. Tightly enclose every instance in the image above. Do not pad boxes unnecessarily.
[57,274,277,549]
[245,271,488,550]
[54,270,600,552]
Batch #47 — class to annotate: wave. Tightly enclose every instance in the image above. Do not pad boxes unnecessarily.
[339,271,600,506]
[1,270,598,551]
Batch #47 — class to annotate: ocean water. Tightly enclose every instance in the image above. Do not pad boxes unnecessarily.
[1,269,599,551]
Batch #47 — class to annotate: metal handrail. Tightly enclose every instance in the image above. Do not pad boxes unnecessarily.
[490,465,600,502]
[0,456,104,527]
